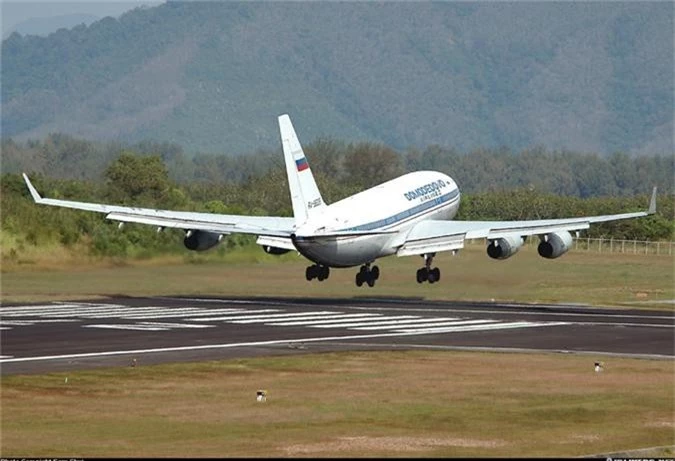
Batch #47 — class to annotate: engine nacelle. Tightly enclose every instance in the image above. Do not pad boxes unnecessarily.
[487,236,524,260]
[262,245,290,255]
[183,230,223,252]
[538,231,573,259]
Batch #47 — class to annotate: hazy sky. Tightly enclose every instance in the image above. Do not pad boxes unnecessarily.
[1,1,164,36]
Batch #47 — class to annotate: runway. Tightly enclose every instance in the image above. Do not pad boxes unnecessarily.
[1,296,673,374]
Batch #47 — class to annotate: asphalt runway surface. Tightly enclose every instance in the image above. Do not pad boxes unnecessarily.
[1,296,673,374]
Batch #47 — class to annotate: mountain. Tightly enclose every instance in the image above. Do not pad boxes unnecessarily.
[2,1,672,155]
[3,13,100,39]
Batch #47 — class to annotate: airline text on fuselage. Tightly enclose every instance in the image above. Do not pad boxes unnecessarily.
[403,180,447,202]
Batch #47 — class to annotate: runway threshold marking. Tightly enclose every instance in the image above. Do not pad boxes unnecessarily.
[0,321,570,364]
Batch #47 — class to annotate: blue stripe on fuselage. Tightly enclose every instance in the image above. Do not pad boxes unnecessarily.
[339,188,460,232]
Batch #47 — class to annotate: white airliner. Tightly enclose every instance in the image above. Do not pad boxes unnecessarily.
[23,114,657,287]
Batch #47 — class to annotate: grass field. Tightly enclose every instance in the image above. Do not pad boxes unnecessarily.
[1,243,672,309]
[1,350,673,457]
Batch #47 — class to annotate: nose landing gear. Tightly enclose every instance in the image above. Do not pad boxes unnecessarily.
[416,253,440,284]
[355,263,379,287]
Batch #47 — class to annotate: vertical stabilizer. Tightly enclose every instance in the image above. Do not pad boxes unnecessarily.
[278,114,326,226]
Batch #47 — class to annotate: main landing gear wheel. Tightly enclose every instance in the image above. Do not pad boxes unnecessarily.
[355,263,379,288]
[416,254,440,284]
[305,264,330,282]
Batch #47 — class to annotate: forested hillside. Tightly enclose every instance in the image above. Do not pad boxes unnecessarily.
[2,1,672,155]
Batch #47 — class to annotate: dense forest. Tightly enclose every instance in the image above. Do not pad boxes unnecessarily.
[2,138,673,265]
[2,1,672,155]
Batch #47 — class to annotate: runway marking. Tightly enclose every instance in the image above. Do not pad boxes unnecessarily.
[3,301,668,336]
[84,322,214,331]
[352,319,493,331]
[268,314,414,326]
[0,322,571,364]
[0,355,14,359]
[309,317,466,329]
[397,321,569,334]
[0,319,78,326]
[154,296,675,320]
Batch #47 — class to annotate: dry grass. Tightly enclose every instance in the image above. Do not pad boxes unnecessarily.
[1,244,672,309]
[1,350,673,457]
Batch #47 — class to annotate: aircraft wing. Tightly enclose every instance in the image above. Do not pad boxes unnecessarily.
[396,187,657,257]
[22,174,295,237]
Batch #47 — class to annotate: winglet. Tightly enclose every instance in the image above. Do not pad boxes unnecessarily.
[22,173,43,202]
[648,186,657,215]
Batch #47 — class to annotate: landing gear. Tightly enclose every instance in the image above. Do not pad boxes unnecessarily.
[416,254,441,284]
[355,263,379,288]
[305,264,330,282]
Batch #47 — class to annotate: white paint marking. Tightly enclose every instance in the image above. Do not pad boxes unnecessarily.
[130,308,257,319]
[84,324,169,331]
[310,316,449,329]
[398,321,570,334]
[135,322,214,329]
[241,313,386,325]
[267,314,397,326]
[0,319,78,326]
[210,311,339,323]
[184,309,282,321]
[0,355,14,359]
[352,319,494,331]
[0,327,11,330]
[0,321,573,364]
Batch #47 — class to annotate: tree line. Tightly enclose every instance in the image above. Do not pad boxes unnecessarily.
[2,134,673,197]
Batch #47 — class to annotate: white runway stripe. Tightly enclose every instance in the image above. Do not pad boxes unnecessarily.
[1,305,154,317]
[230,313,356,324]
[0,355,14,359]
[134,322,213,329]
[351,319,492,331]
[200,311,338,322]
[0,302,124,312]
[84,324,169,331]
[47,306,177,317]
[183,309,285,321]
[0,319,78,326]
[0,327,11,330]
[310,316,441,329]
[397,321,569,334]
[267,314,395,326]
[135,308,263,319]
[0,303,85,312]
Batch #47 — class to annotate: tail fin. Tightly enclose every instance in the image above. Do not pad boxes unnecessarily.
[278,114,326,226]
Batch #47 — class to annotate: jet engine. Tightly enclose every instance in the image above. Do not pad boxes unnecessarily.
[487,236,524,260]
[183,230,223,251]
[262,245,291,255]
[537,231,573,259]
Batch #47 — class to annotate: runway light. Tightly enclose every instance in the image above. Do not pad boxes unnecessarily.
[594,362,604,372]
[256,390,268,402]
[131,358,137,368]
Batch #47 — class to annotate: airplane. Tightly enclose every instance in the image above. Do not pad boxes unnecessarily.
[23,114,657,288]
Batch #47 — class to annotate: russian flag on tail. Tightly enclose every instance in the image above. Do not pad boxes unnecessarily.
[295,157,309,172]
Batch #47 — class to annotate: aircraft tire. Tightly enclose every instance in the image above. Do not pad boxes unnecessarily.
[366,275,375,287]
[431,267,440,282]
[305,266,314,281]
[355,272,364,287]
[416,268,428,283]
[371,265,380,280]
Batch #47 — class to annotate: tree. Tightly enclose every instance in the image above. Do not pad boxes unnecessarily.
[104,151,170,203]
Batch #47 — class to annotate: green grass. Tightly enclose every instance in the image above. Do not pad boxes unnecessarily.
[2,351,673,457]
[1,243,672,309]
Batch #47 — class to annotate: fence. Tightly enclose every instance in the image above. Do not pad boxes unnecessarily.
[467,237,674,256]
